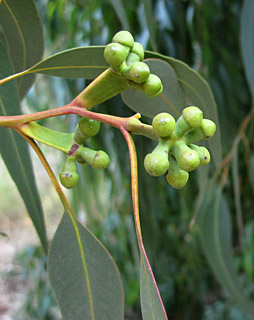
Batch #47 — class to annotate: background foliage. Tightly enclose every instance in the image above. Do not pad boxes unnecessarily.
[0,0,254,319]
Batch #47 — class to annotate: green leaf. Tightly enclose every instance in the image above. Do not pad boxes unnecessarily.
[142,0,158,52]
[122,53,222,168]
[108,0,130,31]
[140,248,168,319]
[0,41,47,251]
[28,47,107,79]
[240,0,254,96]
[197,184,254,317]
[0,0,44,99]
[48,212,124,320]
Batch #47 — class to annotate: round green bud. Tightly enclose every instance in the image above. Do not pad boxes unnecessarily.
[201,119,216,139]
[92,151,110,169]
[144,153,169,177]
[79,118,100,138]
[172,141,200,172]
[59,156,79,189]
[122,61,150,83]
[59,171,79,189]
[166,170,189,189]
[189,144,210,166]
[183,106,203,128]
[142,74,163,97]
[130,42,144,61]
[177,150,200,171]
[112,31,134,49]
[166,156,189,189]
[152,113,176,138]
[104,43,129,69]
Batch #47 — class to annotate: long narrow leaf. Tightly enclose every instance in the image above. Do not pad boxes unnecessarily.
[0,0,44,98]
[0,41,47,251]
[108,0,130,30]
[197,183,254,317]
[240,0,254,96]
[29,47,107,79]
[142,0,158,52]
[48,212,124,320]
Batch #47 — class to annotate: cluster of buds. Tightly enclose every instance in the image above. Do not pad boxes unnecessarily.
[104,31,163,97]
[59,118,110,189]
[144,106,216,189]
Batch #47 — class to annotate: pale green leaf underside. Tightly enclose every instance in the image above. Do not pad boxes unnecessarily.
[48,212,124,320]
[198,185,254,317]
[0,41,47,251]
[0,0,44,99]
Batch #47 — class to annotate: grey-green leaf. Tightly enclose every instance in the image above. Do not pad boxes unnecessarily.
[48,212,124,320]
[140,250,168,319]
[29,47,107,79]
[108,0,130,30]
[122,53,222,168]
[142,0,158,52]
[0,0,44,99]
[240,0,254,96]
[197,184,254,317]
[0,41,47,251]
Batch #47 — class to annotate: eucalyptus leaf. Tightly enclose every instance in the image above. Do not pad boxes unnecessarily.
[197,184,254,317]
[240,0,254,96]
[0,0,44,99]
[48,212,124,320]
[0,41,47,251]
[108,0,130,30]
[28,47,107,79]
[140,249,168,319]
[142,0,158,52]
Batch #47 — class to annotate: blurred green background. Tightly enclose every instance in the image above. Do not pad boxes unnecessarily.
[0,0,254,319]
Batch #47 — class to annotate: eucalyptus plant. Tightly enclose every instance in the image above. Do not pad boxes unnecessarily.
[1,0,254,319]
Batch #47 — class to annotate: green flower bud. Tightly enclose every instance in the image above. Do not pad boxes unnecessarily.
[121,61,150,83]
[184,119,216,144]
[172,140,200,171]
[92,150,110,169]
[189,144,210,166]
[112,31,134,49]
[152,113,176,138]
[59,172,79,189]
[201,119,216,139]
[104,43,129,70]
[77,147,110,169]
[142,74,163,97]
[59,156,79,189]
[183,106,203,128]
[166,157,189,189]
[74,118,101,145]
[144,139,172,176]
[79,118,100,137]
[129,42,145,61]
[174,106,203,138]
[144,153,169,176]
